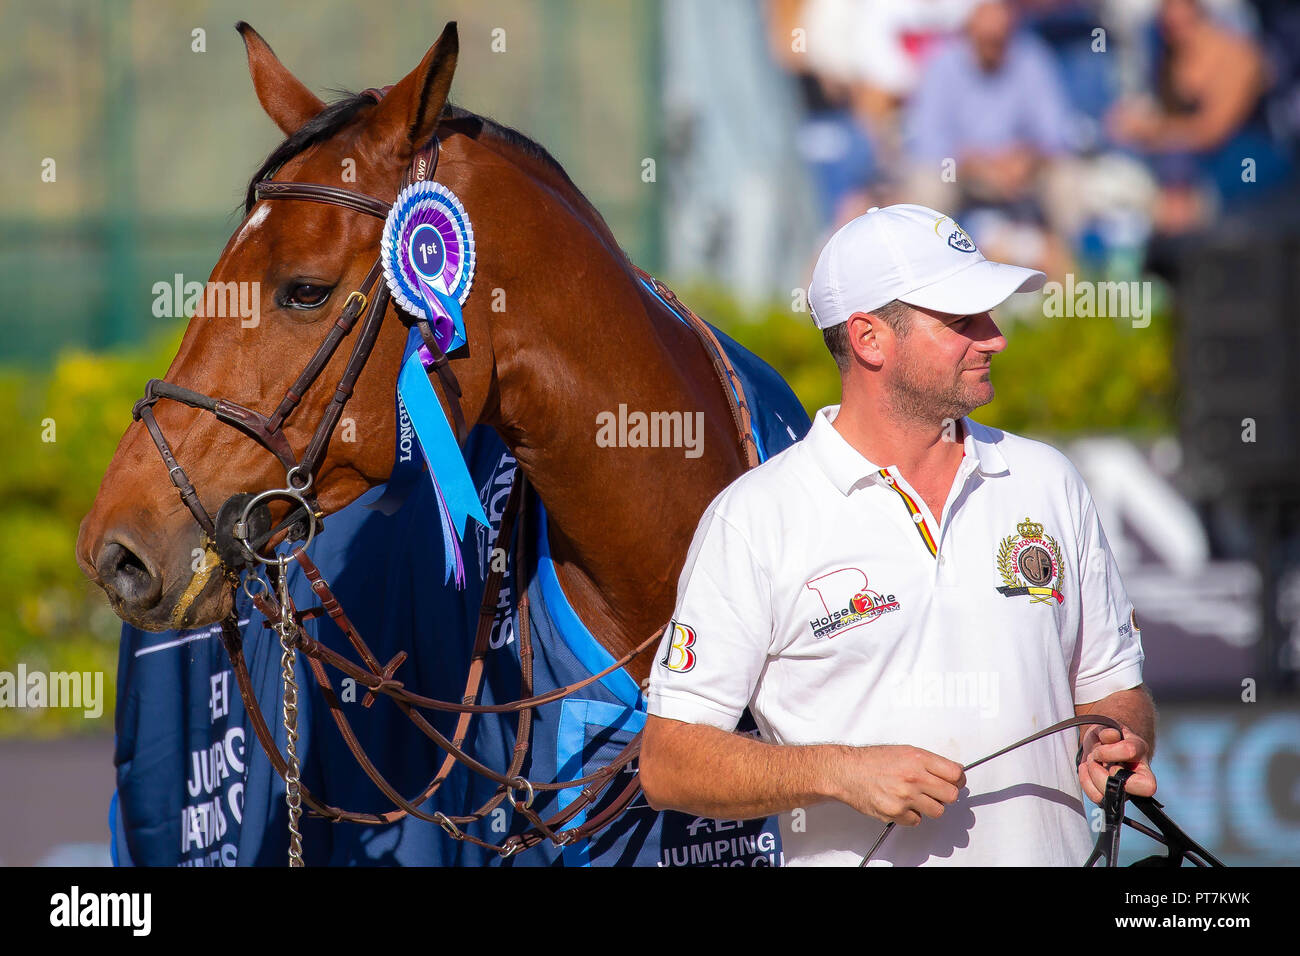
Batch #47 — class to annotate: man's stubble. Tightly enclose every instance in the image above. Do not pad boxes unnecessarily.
[883,345,994,430]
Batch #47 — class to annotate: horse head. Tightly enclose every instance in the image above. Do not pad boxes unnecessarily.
[79,22,480,629]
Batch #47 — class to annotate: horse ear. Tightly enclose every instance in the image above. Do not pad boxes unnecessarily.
[363,22,459,158]
[237,22,325,135]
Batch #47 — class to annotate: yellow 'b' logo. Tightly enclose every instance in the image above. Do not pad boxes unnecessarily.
[662,622,697,673]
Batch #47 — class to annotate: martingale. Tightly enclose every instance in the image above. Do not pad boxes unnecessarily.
[130,86,760,864]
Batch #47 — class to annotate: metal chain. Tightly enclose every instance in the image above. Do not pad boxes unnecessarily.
[275,560,305,868]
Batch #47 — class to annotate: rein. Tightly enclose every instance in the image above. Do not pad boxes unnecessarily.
[131,89,761,863]
[858,714,1226,867]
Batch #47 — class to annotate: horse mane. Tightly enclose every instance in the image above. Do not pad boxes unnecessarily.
[244,93,373,213]
[244,94,626,259]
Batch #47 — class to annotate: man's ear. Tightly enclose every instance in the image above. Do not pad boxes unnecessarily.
[360,22,459,161]
[238,22,325,135]
[846,312,886,369]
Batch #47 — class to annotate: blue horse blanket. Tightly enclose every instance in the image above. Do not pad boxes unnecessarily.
[110,326,810,866]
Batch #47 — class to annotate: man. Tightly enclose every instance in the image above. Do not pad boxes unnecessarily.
[902,0,1076,277]
[904,1,1074,202]
[639,204,1152,866]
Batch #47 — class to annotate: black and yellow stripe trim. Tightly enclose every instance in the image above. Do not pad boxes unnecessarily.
[878,468,938,557]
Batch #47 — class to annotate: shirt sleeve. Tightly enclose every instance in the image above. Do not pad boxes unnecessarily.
[645,500,774,731]
[1073,495,1145,704]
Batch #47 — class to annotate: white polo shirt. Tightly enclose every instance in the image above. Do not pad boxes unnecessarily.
[647,405,1144,866]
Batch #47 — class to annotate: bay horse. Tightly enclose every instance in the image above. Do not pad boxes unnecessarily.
[76,21,790,860]
[77,21,752,687]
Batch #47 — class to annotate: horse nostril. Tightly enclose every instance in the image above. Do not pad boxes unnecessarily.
[97,540,163,610]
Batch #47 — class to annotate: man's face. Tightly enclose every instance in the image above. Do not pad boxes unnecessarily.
[884,305,1008,424]
[968,1,1013,72]
[1159,0,1201,44]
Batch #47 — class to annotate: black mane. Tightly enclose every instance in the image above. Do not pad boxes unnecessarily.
[244,94,374,212]
[244,95,587,214]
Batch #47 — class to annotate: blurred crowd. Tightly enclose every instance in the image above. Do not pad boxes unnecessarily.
[767,0,1300,281]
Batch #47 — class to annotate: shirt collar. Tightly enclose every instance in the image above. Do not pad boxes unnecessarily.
[805,405,1009,497]
[962,416,1010,478]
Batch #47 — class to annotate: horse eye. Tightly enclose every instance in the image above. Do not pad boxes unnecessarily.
[283,283,332,309]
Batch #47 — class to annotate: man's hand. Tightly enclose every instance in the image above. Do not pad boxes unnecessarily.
[828,745,967,827]
[1077,724,1156,804]
[641,717,967,824]
[1106,98,1164,147]
[960,147,1039,200]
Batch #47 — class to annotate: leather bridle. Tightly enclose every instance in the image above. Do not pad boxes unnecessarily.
[132,90,465,569]
[127,87,762,861]
[859,714,1226,867]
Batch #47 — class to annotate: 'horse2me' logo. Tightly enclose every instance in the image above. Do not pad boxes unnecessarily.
[804,567,902,640]
[661,621,697,672]
[934,215,977,253]
[995,517,1065,605]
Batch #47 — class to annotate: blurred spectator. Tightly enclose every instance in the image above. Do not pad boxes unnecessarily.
[768,0,880,224]
[774,0,970,225]
[833,0,974,136]
[900,0,1077,276]
[1107,0,1292,235]
[1021,0,1119,135]
[768,0,1300,277]
[1254,0,1300,153]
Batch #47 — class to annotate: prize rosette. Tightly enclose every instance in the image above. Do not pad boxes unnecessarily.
[380,181,476,352]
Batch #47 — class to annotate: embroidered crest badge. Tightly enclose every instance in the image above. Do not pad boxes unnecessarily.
[995,517,1065,605]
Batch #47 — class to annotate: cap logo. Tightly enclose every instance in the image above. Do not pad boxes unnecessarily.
[934,215,977,254]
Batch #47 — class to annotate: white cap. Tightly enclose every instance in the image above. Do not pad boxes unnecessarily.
[807,204,1045,329]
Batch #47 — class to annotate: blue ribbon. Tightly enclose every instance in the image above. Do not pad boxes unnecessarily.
[365,328,428,517]
[368,212,483,585]
[405,271,483,532]
[368,319,487,588]
[398,343,487,525]
[416,277,468,355]
[401,331,487,573]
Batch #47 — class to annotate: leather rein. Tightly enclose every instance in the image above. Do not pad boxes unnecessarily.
[130,88,762,862]
[858,714,1225,867]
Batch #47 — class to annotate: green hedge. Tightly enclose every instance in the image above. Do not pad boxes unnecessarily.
[0,327,182,736]
[681,282,1176,439]
[0,286,1174,736]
